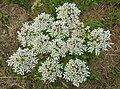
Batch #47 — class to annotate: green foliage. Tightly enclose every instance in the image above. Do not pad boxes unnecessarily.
[32,0,105,16]
[2,0,10,4]
[0,54,7,68]
[110,11,120,24]
[0,11,9,29]
[74,0,95,11]
[31,0,43,12]
[85,19,105,29]
[33,74,42,88]
[109,0,120,3]
[110,69,120,88]
[2,0,32,10]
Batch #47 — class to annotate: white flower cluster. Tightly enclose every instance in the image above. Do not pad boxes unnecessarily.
[17,13,54,54]
[87,27,113,55]
[56,3,81,29]
[17,3,87,58]
[6,2,113,87]
[17,2,112,58]
[63,59,90,87]
[38,57,62,82]
[6,47,39,75]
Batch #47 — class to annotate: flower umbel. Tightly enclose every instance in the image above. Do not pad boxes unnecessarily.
[63,59,90,87]
[6,47,39,75]
[38,57,62,83]
[87,27,112,55]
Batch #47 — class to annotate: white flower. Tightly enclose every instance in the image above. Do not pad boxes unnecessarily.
[6,47,39,75]
[66,37,86,55]
[87,27,112,55]
[56,3,81,29]
[63,59,90,87]
[38,57,62,83]
[17,13,54,54]
[17,22,31,47]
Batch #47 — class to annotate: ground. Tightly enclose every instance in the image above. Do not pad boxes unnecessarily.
[0,0,120,89]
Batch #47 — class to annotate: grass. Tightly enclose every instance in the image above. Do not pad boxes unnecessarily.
[2,0,32,10]
[0,0,120,89]
[0,11,9,30]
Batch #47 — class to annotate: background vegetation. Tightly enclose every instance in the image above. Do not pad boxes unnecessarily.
[0,0,120,89]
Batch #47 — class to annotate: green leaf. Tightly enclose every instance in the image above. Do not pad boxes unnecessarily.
[37,54,44,59]
[2,0,10,4]
[81,54,89,59]
[61,81,69,89]
[0,12,3,18]
[37,79,42,87]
